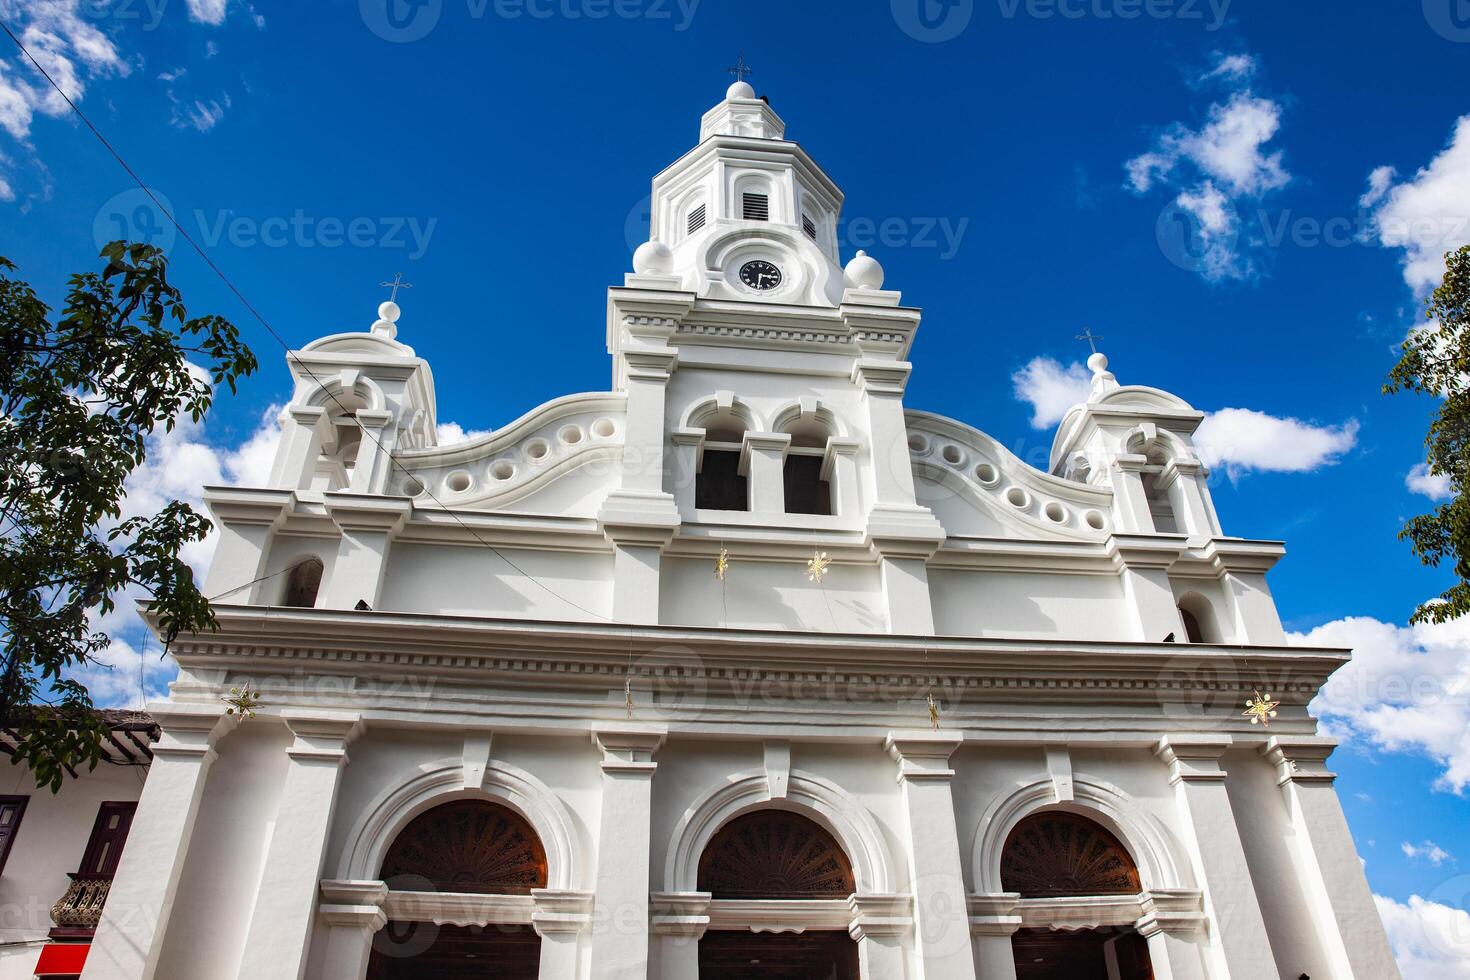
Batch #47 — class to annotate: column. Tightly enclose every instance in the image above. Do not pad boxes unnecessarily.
[347,408,397,494]
[83,705,229,980]
[1108,454,1156,533]
[741,431,790,513]
[1133,890,1209,980]
[823,438,862,519]
[321,494,411,610]
[1202,541,1289,645]
[1262,737,1401,979]
[885,731,978,980]
[1153,736,1277,979]
[532,889,595,980]
[236,710,364,980]
[200,488,293,601]
[649,892,709,980]
[1163,460,1222,538]
[967,894,1021,980]
[590,726,664,979]
[1111,538,1186,643]
[269,404,328,490]
[315,881,388,980]
[848,894,911,980]
[597,500,680,624]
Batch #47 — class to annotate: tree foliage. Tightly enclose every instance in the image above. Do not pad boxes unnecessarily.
[1386,243,1470,624]
[0,242,255,789]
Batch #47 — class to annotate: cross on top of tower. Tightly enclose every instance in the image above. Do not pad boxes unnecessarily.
[379,272,413,303]
[1075,327,1105,354]
[727,51,753,84]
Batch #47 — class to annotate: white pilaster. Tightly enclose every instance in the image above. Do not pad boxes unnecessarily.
[321,494,411,610]
[886,731,977,980]
[200,488,293,601]
[346,408,397,495]
[824,437,862,518]
[83,705,229,980]
[1112,537,1186,642]
[1133,890,1210,980]
[270,404,328,491]
[1153,736,1276,980]
[591,726,664,979]
[967,894,1022,980]
[650,891,710,980]
[1262,737,1401,980]
[532,889,595,980]
[598,492,681,624]
[237,710,364,980]
[316,880,389,980]
[740,431,790,513]
[848,893,912,980]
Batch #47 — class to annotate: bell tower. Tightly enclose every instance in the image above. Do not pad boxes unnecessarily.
[630,79,848,307]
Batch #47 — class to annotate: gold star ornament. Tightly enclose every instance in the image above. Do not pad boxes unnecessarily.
[806,551,832,583]
[222,682,263,719]
[714,547,730,581]
[1243,691,1280,726]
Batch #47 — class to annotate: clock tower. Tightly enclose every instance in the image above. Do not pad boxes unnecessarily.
[629,80,852,307]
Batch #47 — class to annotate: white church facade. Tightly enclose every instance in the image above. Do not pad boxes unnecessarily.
[73,79,1398,979]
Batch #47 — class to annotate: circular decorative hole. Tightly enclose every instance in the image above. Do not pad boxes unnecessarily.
[591,417,617,439]
[490,460,516,482]
[1044,501,1067,524]
[558,424,584,446]
[1006,487,1030,509]
[402,477,425,497]
[941,444,964,466]
[907,433,930,454]
[974,462,1000,487]
[525,439,551,462]
[446,471,473,494]
[1085,509,1107,531]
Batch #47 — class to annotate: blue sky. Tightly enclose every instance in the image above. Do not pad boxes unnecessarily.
[4,0,1470,970]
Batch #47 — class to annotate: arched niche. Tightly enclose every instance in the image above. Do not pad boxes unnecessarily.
[281,557,324,608]
[1177,591,1225,644]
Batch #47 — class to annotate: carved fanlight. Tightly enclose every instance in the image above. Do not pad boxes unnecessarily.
[698,809,855,900]
[1000,811,1141,898]
[380,800,547,895]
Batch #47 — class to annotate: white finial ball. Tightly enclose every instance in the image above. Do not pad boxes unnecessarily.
[1088,351,1109,375]
[844,249,885,291]
[378,300,401,323]
[633,239,674,275]
[726,80,755,101]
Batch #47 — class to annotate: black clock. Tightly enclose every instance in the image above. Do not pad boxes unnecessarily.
[739,260,783,291]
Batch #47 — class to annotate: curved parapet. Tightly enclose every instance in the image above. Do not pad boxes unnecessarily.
[392,392,627,511]
[906,409,1115,541]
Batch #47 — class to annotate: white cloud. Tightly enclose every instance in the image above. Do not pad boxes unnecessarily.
[1403,841,1455,866]
[1012,356,1093,429]
[0,0,128,141]
[1364,115,1470,293]
[1294,614,1470,793]
[1408,463,1454,501]
[436,422,493,446]
[1194,408,1358,476]
[1124,53,1289,282]
[1375,895,1470,980]
[186,0,229,25]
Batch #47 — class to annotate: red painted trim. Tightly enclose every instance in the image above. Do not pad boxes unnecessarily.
[34,941,89,975]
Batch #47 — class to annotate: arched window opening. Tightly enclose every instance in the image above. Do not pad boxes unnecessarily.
[1177,593,1223,644]
[1141,449,1179,534]
[695,408,750,512]
[780,415,833,516]
[698,809,854,900]
[379,800,547,895]
[1000,811,1141,899]
[282,558,324,608]
[312,388,370,491]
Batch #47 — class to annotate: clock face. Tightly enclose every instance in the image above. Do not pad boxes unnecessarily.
[739,260,783,291]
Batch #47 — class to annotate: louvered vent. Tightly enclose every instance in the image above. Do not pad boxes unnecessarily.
[743,193,770,221]
[802,214,818,240]
[687,204,707,235]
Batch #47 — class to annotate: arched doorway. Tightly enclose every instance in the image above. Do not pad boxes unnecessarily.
[1002,811,1154,980]
[367,800,548,980]
[697,810,860,979]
